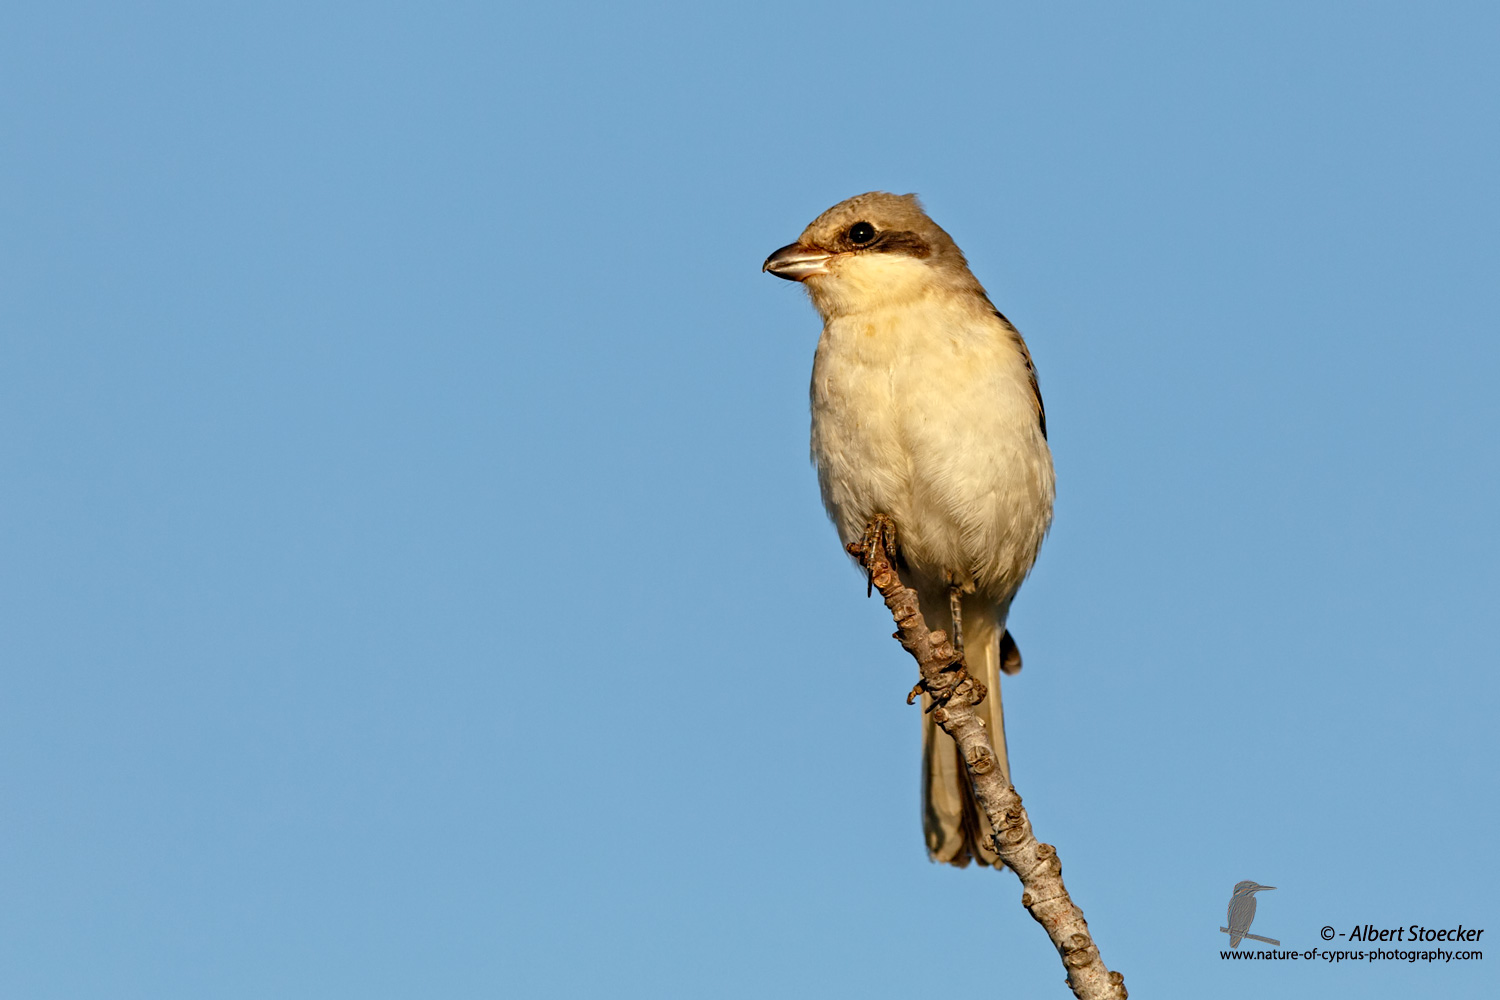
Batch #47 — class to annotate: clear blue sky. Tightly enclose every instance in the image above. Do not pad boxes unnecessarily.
[4,3,1496,997]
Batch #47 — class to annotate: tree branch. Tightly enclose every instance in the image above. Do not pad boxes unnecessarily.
[1219,928,1279,946]
[848,518,1127,1000]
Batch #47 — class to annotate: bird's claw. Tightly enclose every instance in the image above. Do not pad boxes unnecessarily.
[847,514,899,597]
[907,666,988,711]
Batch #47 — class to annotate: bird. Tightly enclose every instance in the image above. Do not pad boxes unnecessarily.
[763,192,1055,867]
[1226,882,1275,947]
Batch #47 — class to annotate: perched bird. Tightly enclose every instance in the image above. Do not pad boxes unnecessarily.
[763,192,1055,867]
[1227,882,1275,947]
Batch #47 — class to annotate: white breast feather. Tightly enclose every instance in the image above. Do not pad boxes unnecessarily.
[809,277,1054,601]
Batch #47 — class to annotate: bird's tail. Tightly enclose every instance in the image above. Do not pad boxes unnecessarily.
[917,588,1019,868]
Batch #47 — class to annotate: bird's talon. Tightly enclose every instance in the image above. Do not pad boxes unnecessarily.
[909,664,986,712]
[852,515,899,597]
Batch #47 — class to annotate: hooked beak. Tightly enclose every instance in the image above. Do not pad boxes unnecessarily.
[762,242,833,282]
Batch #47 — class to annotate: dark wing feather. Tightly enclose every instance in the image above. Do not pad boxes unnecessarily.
[993,309,1046,440]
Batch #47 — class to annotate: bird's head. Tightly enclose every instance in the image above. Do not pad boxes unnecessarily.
[1232,881,1276,896]
[762,192,981,319]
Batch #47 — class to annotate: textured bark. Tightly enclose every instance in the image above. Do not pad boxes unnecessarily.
[848,519,1127,1000]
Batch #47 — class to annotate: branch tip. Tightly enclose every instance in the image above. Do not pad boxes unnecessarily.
[851,515,1122,999]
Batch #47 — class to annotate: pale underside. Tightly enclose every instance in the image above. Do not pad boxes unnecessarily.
[809,276,1054,603]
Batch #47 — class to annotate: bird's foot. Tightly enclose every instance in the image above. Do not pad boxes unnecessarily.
[847,514,899,597]
[907,665,987,712]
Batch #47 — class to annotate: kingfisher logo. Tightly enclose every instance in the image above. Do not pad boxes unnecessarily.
[1221,880,1278,947]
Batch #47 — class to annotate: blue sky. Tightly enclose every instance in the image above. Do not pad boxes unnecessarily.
[3,3,1496,997]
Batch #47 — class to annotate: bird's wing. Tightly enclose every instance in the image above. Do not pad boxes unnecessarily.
[992,309,1046,441]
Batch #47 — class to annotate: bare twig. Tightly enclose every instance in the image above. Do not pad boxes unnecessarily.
[848,519,1127,1000]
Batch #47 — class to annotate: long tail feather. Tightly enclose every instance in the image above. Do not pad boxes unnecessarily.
[917,587,1012,867]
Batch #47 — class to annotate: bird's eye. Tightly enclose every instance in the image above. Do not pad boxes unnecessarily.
[848,221,876,245]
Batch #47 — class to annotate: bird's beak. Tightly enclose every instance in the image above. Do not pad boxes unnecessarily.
[1254,885,1276,892]
[763,243,833,282]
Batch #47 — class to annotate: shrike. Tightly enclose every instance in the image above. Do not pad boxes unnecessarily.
[764,192,1054,867]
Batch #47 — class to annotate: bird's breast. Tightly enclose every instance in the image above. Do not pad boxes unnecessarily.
[809,299,1054,599]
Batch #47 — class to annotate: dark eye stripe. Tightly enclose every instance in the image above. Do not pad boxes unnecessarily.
[868,229,932,259]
